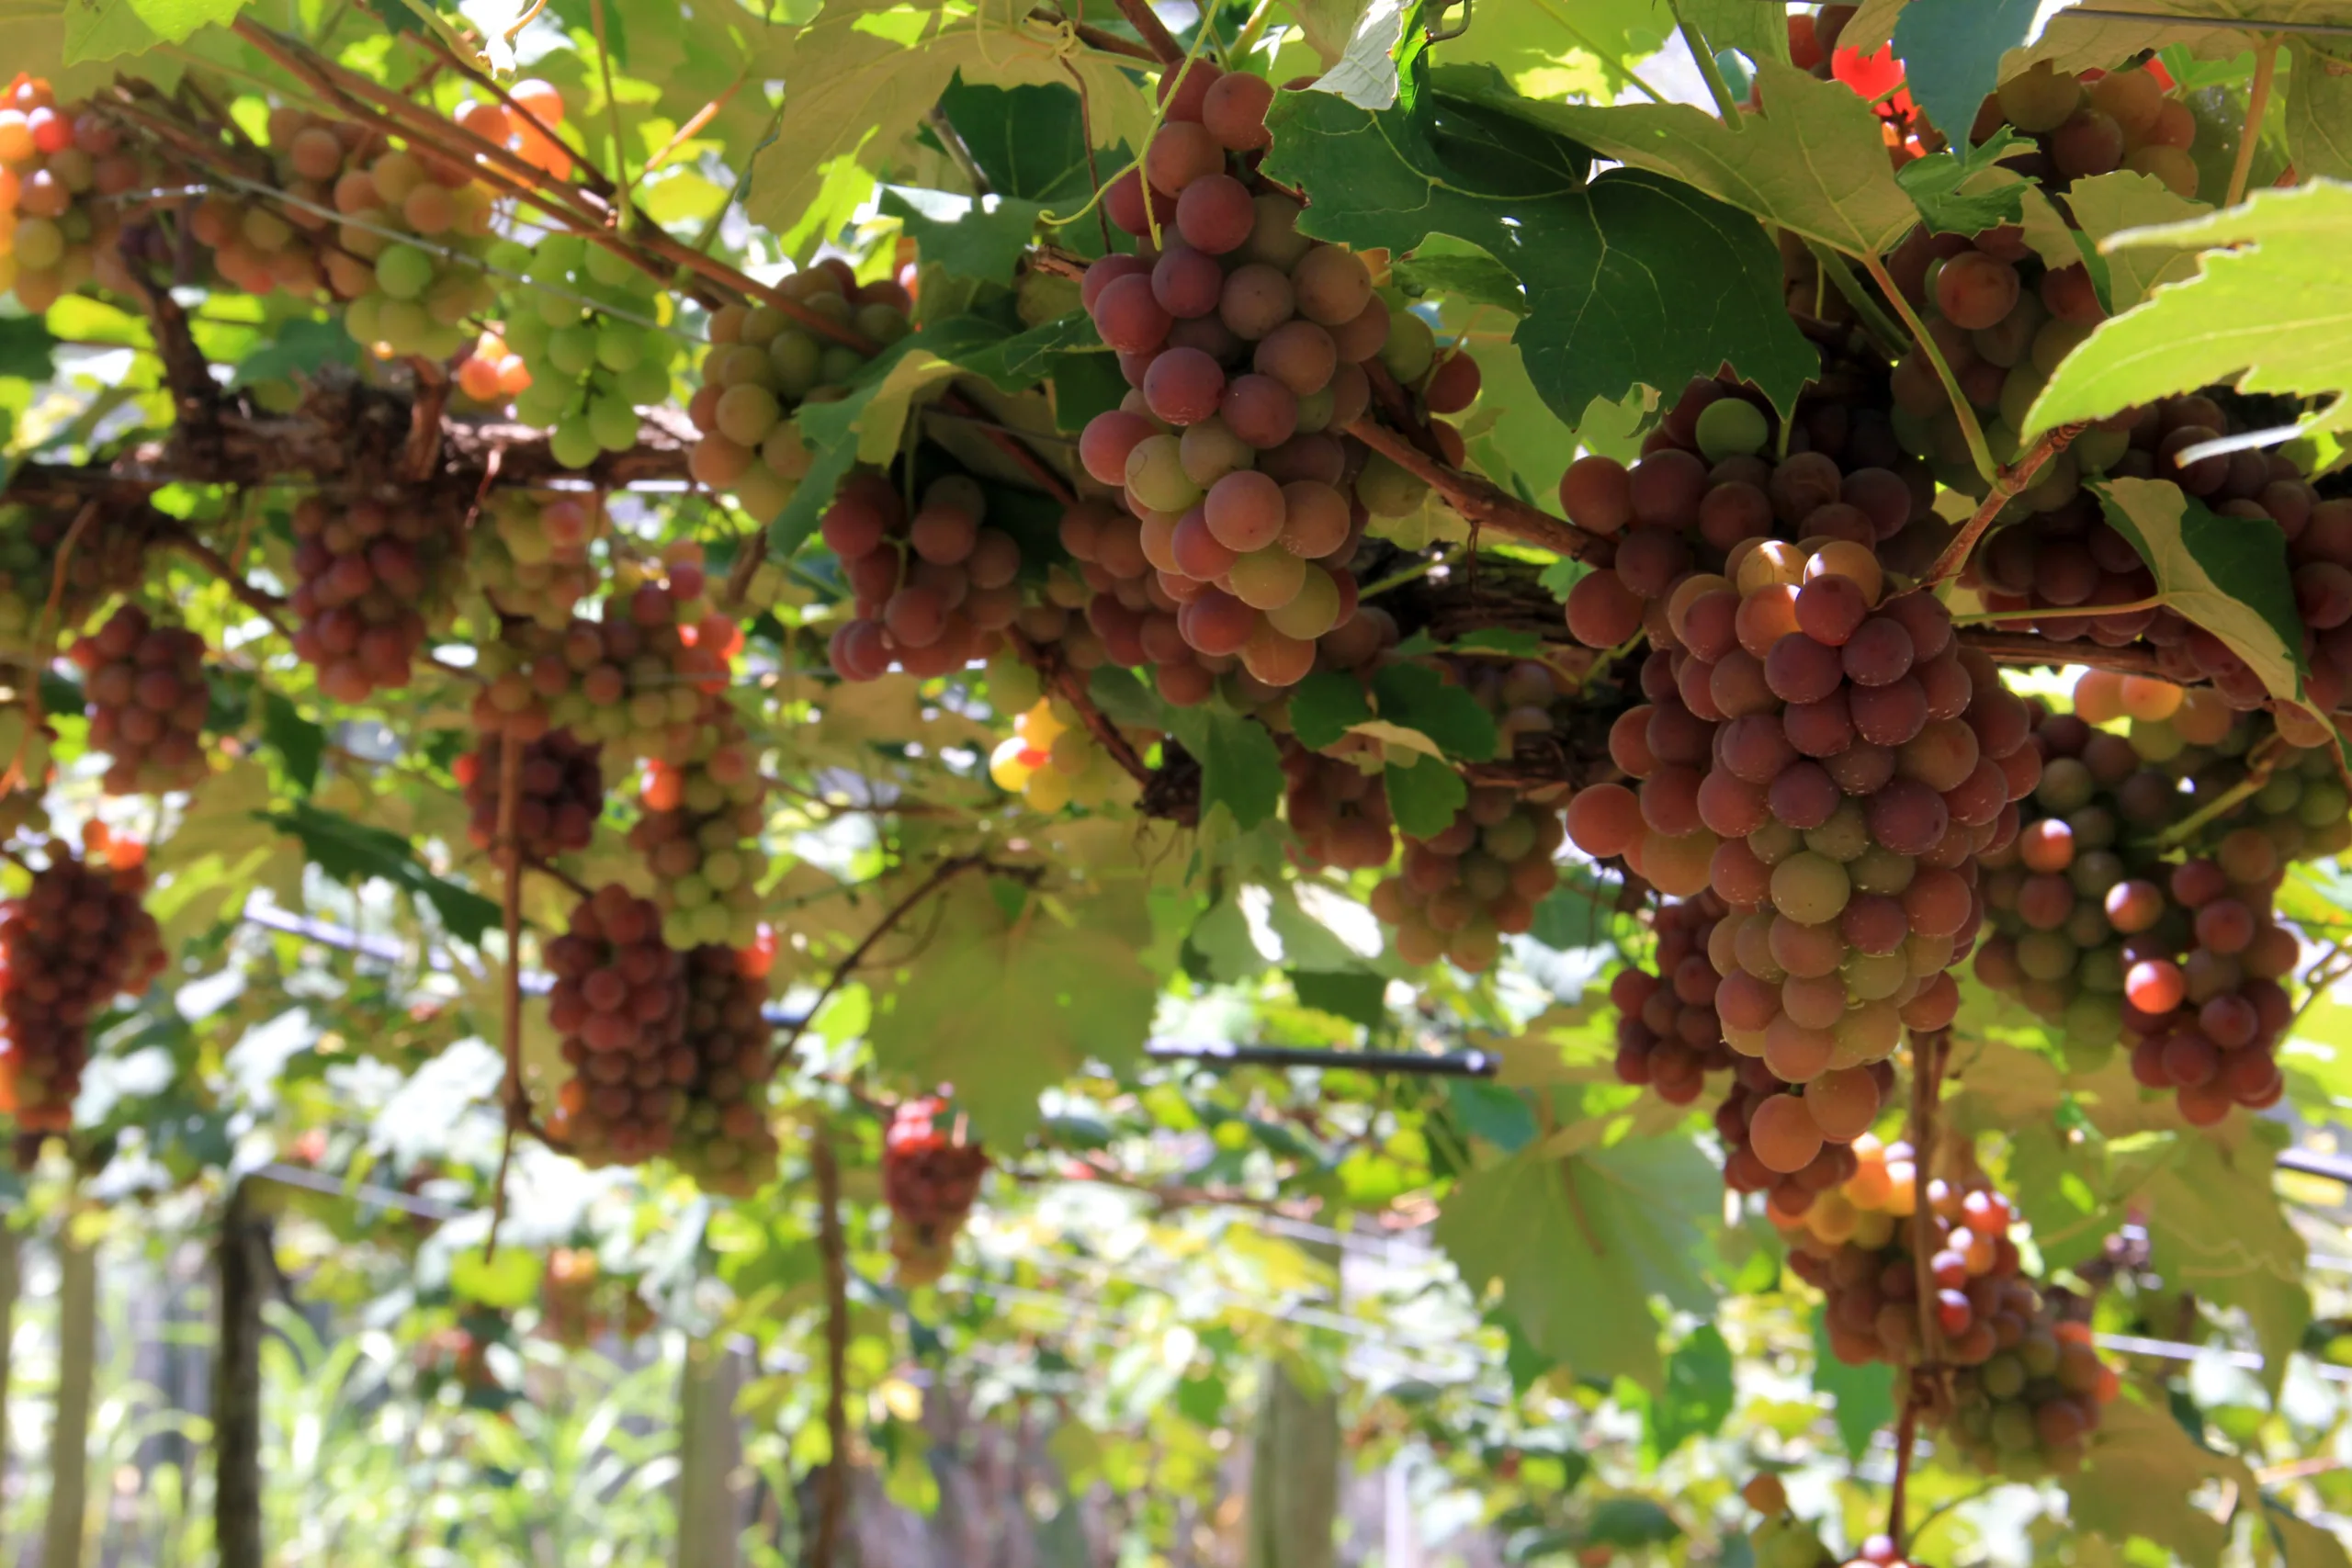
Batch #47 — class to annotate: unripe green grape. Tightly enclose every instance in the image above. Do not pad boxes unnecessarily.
[504,311,550,358]
[1295,386,1336,434]
[1380,312,1436,383]
[734,466,797,520]
[375,243,435,299]
[378,299,430,352]
[420,321,468,360]
[550,413,602,468]
[856,303,911,344]
[819,344,865,383]
[1356,452,1430,517]
[590,395,639,451]
[537,291,582,328]
[584,241,639,288]
[1125,434,1202,513]
[487,239,535,275]
[345,292,384,344]
[514,381,575,426]
[716,384,783,446]
[769,332,822,398]
[1695,397,1769,460]
[618,359,672,406]
[548,324,599,377]
[595,324,643,371]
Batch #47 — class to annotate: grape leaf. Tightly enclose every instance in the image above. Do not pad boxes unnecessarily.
[1262,69,1814,427]
[62,0,246,62]
[260,692,322,794]
[880,187,1047,284]
[766,332,978,555]
[1383,754,1467,838]
[1435,1136,1717,1390]
[1289,968,1388,1029]
[935,78,1108,204]
[1285,671,1374,751]
[450,1245,543,1310]
[1895,128,2034,236]
[867,878,1155,1143]
[2025,182,2352,447]
[269,802,501,944]
[1645,1324,1734,1460]
[0,316,58,381]
[2088,478,2309,715]
[1677,0,1792,69]
[2065,1393,2247,1568]
[1166,705,1285,832]
[2059,170,2207,314]
[2287,42,2352,188]
[1389,248,1527,316]
[1533,60,1919,259]
[231,317,356,389]
[1810,1309,1894,1460]
[1370,660,1501,761]
[1887,0,2041,146]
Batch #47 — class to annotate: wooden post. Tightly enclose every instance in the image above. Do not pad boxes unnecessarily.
[42,1223,96,1568]
[675,1336,746,1568]
[215,1183,270,1568]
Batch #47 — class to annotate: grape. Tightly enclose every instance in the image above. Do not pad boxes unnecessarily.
[67,606,209,795]
[0,843,168,1133]
[1203,72,1275,151]
[1255,320,1338,395]
[1204,470,1286,553]
[1144,345,1227,425]
[1093,273,1173,353]
[1935,252,2022,331]
[288,496,462,700]
[1291,244,1374,325]
[1560,457,1634,535]
[881,1096,990,1282]
[1175,174,1255,254]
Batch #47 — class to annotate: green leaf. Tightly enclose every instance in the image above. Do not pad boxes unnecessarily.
[2025,182,2352,447]
[1289,967,1388,1029]
[1445,1078,1537,1153]
[767,334,974,555]
[361,0,425,34]
[952,312,1102,391]
[1383,755,1467,839]
[0,315,58,380]
[1166,705,1285,832]
[880,186,1047,284]
[2287,42,2352,187]
[1888,0,2041,146]
[260,692,322,794]
[868,878,1157,1144]
[1435,1136,1717,1390]
[935,77,1109,204]
[1647,1324,1734,1459]
[2089,478,2309,713]
[1262,71,1815,426]
[1087,664,1175,732]
[1313,0,1421,110]
[1370,660,1501,761]
[270,802,501,944]
[2059,170,2209,314]
[63,0,246,61]
[1534,60,1919,258]
[1677,0,1792,69]
[2065,1393,2247,1568]
[1895,128,2034,235]
[1810,1309,1894,1460]
[1531,875,1612,951]
[231,317,356,389]
[1388,251,1527,316]
[1285,670,1374,751]
[451,1245,544,1310]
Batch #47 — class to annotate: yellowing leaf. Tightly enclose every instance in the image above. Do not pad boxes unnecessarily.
[2065,1393,2244,1568]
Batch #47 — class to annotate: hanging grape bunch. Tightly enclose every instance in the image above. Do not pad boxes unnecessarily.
[988,696,1146,813]
[687,263,912,520]
[1976,61,2198,197]
[671,938,779,1196]
[288,494,465,701]
[546,543,740,764]
[0,74,153,310]
[490,232,683,468]
[630,718,766,952]
[547,884,692,1166]
[186,106,382,299]
[452,728,605,861]
[326,141,501,359]
[455,326,534,409]
[0,504,153,660]
[1281,744,1396,872]
[1609,894,1736,1104]
[1368,784,1564,972]
[882,1095,989,1286]
[1070,62,1392,690]
[469,490,607,630]
[453,80,574,178]
[67,605,209,795]
[824,472,1024,681]
[0,833,167,1133]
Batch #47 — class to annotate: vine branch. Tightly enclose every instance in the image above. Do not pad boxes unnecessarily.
[1110,0,1187,63]
[772,854,999,1063]
[811,1118,851,1568]
[1344,418,1611,562]
[482,730,526,1265]
[1917,423,2087,587]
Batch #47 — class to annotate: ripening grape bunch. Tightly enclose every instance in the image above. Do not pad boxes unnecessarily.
[1282,745,1396,871]
[1715,1054,1888,1219]
[453,81,573,179]
[0,837,167,1134]
[1069,61,1407,691]
[824,472,1024,681]
[67,605,209,795]
[288,494,464,701]
[1558,376,1934,649]
[1609,893,1736,1104]
[988,697,1144,812]
[0,504,150,660]
[324,143,501,359]
[0,74,150,310]
[686,263,913,521]
[1367,784,1564,972]
[629,723,767,952]
[469,491,607,630]
[1975,60,2198,197]
[488,232,683,468]
[544,543,741,764]
[883,1095,989,1286]
[452,728,605,861]
[187,106,383,299]
[455,328,533,411]
[1943,1305,2121,1475]
[548,884,693,1166]
[670,939,779,1196]
[538,1247,648,1348]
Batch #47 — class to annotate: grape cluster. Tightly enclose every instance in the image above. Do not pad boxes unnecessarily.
[883,1095,989,1286]
[0,841,167,1133]
[547,885,691,1165]
[187,107,380,299]
[452,728,605,861]
[988,697,1143,813]
[1071,67,1392,689]
[1975,61,2198,197]
[686,264,912,520]
[1446,655,1577,753]
[454,82,573,180]
[2113,846,2295,1123]
[670,939,778,1196]
[539,1247,632,1348]
[490,232,682,467]
[1945,1303,2121,1474]
[824,472,1023,680]
[67,605,209,795]
[544,544,740,763]
[1609,894,1735,1104]
[0,75,149,310]
[455,327,534,408]
[1367,784,1563,972]
[1717,1056,1883,1221]
[289,495,464,701]
[629,724,767,952]
[1281,746,1396,871]
[0,504,152,660]
[320,142,501,359]
[1557,378,1933,649]
[469,491,606,629]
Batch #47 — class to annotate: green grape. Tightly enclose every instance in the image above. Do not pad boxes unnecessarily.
[769,333,822,398]
[550,413,601,468]
[589,395,639,451]
[548,324,599,377]
[374,244,435,300]
[618,360,672,406]
[595,325,643,371]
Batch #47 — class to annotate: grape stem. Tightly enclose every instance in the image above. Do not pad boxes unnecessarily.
[1948,593,2166,626]
[1915,423,2088,588]
[1005,628,1156,790]
[1907,1026,1949,1373]
[1955,628,2167,676]
[1344,417,1612,562]
[1032,6,1163,62]
[1802,238,1911,360]
[482,732,527,1268]
[811,1118,851,1568]
[2152,730,2290,852]
[1887,1384,1923,1551]
[1860,250,2000,488]
[2227,39,2281,208]
[1668,0,1743,121]
[160,525,294,637]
